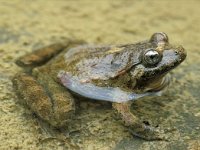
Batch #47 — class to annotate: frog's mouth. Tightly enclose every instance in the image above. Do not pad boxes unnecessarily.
[136,46,186,92]
[142,75,171,92]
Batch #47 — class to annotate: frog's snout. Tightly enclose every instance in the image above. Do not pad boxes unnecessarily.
[175,46,187,62]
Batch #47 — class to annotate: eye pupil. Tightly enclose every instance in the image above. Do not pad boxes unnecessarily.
[150,55,156,59]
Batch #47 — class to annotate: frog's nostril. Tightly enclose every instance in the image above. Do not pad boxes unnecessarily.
[178,46,185,52]
[176,46,186,56]
[176,46,187,61]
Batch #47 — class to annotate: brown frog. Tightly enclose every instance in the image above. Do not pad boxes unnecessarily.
[12,33,186,140]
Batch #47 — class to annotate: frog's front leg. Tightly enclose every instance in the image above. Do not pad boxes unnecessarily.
[112,102,165,141]
[12,73,75,127]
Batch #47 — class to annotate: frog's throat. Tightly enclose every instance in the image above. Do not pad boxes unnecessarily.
[58,71,163,103]
[144,75,171,92]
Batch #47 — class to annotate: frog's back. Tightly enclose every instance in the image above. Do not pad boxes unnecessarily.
[57,43,150,82]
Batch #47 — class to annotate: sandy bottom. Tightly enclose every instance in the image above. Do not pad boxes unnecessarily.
[0,0,200,149]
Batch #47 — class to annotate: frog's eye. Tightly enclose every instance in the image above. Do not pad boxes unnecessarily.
[143,49,162,66]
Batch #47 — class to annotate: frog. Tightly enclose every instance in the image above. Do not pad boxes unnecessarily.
[12,33,186,141]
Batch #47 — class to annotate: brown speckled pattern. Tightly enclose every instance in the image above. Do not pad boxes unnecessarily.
[0,1,200,149]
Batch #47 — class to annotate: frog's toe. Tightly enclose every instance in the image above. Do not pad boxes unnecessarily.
[129,125,168,141]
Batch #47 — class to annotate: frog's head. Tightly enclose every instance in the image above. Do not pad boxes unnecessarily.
[132,32,187,92]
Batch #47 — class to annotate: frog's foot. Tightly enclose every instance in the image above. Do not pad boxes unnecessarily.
[112,102,167,141]
[129,122,167,141]
[12,73,75,127]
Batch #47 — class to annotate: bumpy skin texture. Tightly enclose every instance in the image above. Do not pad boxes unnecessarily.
[12,33,186,140]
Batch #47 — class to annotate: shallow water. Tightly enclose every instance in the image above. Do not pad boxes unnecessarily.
[0,1,200,149]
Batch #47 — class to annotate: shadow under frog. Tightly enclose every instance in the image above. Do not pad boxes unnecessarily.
[12,33,186,140]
